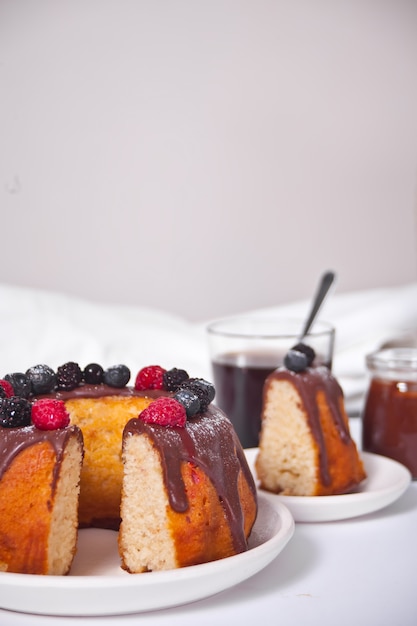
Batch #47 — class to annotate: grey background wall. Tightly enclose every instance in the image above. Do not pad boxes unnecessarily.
[1,0,416,321]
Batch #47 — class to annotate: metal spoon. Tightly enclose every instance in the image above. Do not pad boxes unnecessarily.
[298,270,336,341]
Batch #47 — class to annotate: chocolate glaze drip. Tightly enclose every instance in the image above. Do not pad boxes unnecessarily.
[124,405,257,554]
[0,425,83,495]
[267,366,351,486]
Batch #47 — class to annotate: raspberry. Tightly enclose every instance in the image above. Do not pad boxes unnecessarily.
[180,378,215,413]
[134,365,166,391]
[103,364,130,388]
[163,368,189,392]
[31,399,70,430]
[0,379,14,398]
[4,372,31,398]
[0,396,32,428]
[57,362,83,391]
[26,364,57,394]
[83,363,104,384]
[139,397,186,427]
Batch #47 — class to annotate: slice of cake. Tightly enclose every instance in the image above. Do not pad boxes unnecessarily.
[255,345,366,496]
[0,395,83,574]
[119,401,257,572]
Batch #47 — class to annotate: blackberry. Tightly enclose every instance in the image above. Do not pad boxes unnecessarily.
[83,363,104,385]
[57,362,83,391]
[180,378,215,413]
[0,386,6,399]
[174,388,201,418]
[290,343,316,367]
[103,364,130,388]
[4,372,31,398]
[26,364,57,394]
[163,368,189,392]
[0,396,32,428]
[284,349,309,373]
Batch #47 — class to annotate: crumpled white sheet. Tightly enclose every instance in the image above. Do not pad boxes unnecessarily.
[0,281,416,415]
[0,283,210,380]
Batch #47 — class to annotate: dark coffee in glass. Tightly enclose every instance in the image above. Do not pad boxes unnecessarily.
[207,318,334,449]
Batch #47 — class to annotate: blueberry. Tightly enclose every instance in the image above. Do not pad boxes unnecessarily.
[26,364,57,394]
[83,363,104,385]
[284,349,309,373]
[103,364,130,388]
[290,343,316,367]
[4,373,32,398]
[174,388,201,417]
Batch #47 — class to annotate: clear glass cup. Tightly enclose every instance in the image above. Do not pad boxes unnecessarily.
[207,317,335,448]
[362,347,417,478]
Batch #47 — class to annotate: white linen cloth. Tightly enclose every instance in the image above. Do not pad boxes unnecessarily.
[0,281,416,414]
[0,282,210,379]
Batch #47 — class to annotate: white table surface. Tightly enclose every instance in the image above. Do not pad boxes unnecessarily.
[1,420,416,626]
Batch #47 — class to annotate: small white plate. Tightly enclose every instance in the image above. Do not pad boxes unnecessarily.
[0,494,294,616]
[245,448,411,523]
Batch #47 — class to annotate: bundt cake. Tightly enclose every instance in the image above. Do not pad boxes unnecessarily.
[0,362,257,575]
[255,344,366,496]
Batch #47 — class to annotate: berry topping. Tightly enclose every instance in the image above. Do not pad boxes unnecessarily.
[174,388,201,417]
[290,343,316,367]
[83,363,104,385]
[179,378,215,412]
[284,349,309,372]
[26,364,57,394]
[0,397,32,428]
[163,368,189,392]
[103,364,131,388]
[31,399,70,430]
[4,373,31,398]
[0,379,14,398]
[134,365,166,391]
[140,397,187,428]
[57,362,83,391]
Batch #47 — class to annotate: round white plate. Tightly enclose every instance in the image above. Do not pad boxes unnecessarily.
[245,448,411,523]
[0,494,294,617]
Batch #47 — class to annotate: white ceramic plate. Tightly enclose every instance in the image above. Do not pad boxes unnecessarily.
[0,494,294,617]
[245,448,411,523]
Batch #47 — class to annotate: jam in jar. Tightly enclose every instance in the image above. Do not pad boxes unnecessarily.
[362,348,417,478]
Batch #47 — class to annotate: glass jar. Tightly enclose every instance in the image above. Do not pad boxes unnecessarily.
[362,348,417,478]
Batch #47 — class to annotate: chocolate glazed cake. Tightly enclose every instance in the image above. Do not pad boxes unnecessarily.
[119,405,257,572]
[0,425,83,574]
[255,353,366,497]
[0,362,257,574]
